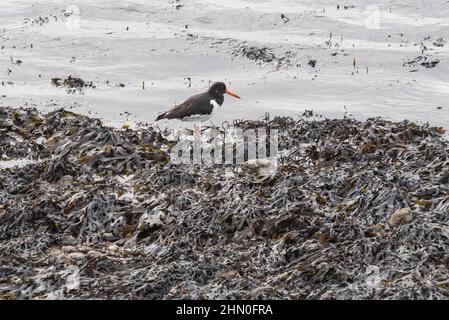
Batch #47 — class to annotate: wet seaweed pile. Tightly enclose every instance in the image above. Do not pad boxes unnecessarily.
[51,76,96,94]
[402,36,443,71]
[233,45,295,69]
[0,107,448,300]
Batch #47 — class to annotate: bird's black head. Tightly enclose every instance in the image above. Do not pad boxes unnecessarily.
[208,82,241,100]
[208,82,227,98]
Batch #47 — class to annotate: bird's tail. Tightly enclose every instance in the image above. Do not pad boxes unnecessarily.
[155,112,167,121]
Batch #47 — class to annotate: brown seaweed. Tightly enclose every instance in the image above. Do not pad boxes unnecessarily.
[0,107,448,300]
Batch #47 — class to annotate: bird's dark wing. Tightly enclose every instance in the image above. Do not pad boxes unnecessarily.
[156,93,213,120]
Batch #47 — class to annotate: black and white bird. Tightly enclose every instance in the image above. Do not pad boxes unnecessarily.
[155,82,240,122]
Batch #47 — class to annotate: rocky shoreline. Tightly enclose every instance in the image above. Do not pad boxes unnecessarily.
[0,107,448,299]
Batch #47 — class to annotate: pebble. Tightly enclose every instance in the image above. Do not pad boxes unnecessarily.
[107,244,120,252]
[67,252,85,262]
[78,245,92,253]
[62,246,76,253]
[388,208,413,227]
[87,250,103,259]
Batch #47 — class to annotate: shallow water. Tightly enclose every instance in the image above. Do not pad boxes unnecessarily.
[0,0,448,129]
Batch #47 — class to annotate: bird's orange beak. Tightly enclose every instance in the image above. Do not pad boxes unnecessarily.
[225,89,241,99]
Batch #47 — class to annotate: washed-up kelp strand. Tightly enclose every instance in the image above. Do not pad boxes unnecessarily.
[0,106,448,300]
[51,76,96,94]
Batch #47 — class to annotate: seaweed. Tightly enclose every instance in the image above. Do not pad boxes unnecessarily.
[0,107,448,299]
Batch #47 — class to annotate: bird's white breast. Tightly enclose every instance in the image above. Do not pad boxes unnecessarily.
[210,99,220,114]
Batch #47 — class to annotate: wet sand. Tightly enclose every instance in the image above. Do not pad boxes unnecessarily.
[1,0,448,128]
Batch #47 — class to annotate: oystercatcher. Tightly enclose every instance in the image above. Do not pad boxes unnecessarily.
[155,82,240,122]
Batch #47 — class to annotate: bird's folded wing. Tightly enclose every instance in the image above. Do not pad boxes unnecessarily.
[164,93,212,119]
